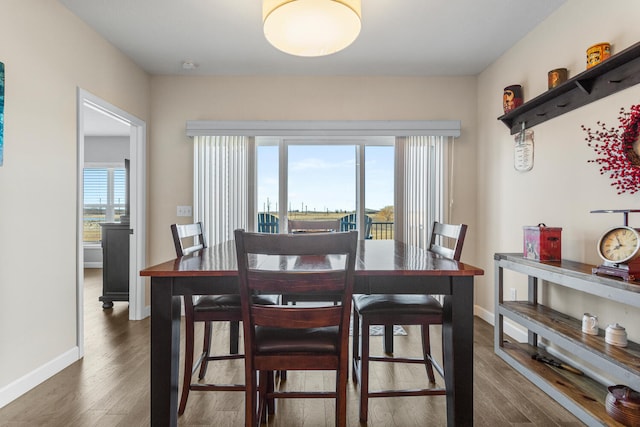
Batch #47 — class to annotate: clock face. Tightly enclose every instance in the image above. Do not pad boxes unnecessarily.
[598,226,640,263]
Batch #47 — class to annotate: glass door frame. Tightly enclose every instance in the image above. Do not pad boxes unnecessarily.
[255,136,394,234]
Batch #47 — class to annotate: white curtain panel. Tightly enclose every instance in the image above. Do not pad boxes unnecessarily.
[400,135,446,249]
[193,136,249,246]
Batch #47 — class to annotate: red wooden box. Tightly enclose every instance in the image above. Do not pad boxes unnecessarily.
[523,224,562,261]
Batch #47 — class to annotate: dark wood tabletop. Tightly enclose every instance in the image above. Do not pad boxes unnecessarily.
[141,239,484,278]
[141,239,483,427]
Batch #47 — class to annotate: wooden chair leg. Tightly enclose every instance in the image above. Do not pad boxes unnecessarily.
[245,370,257,427]
[178,315,195,415]
[351,307,361,382]
[421,324,436,383]
[198,321,212,379]
[257,371,269,425]
[266,371,275,416]
[230,320,240,354]
[383,324,394,354]
[359,317,371,423]
[336,368,348,427]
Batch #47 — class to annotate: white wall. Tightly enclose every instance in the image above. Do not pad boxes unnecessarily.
[476,0,640,340]
[0,0,149,404]
[85,136,129,164]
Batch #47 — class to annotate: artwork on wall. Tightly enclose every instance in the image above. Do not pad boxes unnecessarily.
[0,62,3,166]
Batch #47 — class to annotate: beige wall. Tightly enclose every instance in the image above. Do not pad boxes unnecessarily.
[148,75,479,264]
[476,0,640,341]
[0,0,149,391]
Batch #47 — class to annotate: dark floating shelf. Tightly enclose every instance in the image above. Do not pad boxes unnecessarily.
[498,41,640,135]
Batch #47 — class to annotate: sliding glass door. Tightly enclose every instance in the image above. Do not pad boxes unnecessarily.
[256,138,394,238]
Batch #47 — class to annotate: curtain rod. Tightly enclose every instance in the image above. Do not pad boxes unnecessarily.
[186,120,461,137]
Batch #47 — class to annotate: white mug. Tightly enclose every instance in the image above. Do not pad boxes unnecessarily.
[582,313,598,335]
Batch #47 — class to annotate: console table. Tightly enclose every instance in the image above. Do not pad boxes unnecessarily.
[494,253,640,426]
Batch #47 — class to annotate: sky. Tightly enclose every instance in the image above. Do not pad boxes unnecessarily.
[257,144,394,213]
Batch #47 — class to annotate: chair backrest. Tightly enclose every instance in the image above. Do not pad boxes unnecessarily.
[428,221,467,261]
[339,213,372,239]
[288,219,341,233]
[170,222,207,257]
[257,213,279,234]
[234,229,358,351]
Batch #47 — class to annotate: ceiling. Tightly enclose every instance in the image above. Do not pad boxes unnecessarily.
[58,0,566,77]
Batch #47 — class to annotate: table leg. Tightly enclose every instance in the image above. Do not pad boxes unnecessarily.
[151,277,181,427]
[442,276,474,427]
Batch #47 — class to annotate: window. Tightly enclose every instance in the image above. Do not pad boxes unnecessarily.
[83,167,126,242]
[190,128,456,247]
[256,138,395,238]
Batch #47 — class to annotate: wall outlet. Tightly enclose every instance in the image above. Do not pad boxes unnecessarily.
[177,205,192,217]
[510,288,517,301]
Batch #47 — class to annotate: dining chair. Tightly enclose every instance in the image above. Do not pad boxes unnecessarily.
[282,219,342,307]
[339,213,373,239]
[234,229,358,427]
[170,223,278,415]
[257,213,279,234]
[351,221,467,422]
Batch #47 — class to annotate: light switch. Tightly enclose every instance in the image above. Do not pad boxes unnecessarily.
[177,205,192,217]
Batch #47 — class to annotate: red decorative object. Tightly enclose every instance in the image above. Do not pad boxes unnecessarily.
[523,224,562,261]
[582,104,640,194]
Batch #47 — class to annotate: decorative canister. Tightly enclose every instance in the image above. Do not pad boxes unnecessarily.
[605,323,628,347]
[606,385,640,426]
[503,84,523,114]
[586,42,611,69]
[548,68,568,89]
[523,224,562,261]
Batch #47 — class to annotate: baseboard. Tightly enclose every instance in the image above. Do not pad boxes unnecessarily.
[474,304,528,343]
[0,347,80,409]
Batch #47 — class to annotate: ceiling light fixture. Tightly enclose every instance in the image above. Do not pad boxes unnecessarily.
[263,0,361,57]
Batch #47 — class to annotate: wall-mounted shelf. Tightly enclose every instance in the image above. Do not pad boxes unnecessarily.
[498,41,640,135]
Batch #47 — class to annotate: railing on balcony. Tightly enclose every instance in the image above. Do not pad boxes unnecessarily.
[370,221,394,240]
[256,213,394,240]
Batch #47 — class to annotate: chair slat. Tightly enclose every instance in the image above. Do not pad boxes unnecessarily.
[252,305,343,329]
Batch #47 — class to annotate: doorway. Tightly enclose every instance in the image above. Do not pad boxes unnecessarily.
[76,89,147,357]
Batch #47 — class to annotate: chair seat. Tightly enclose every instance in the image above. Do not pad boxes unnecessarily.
[353,294,442,315]
[194,294,279,312]
[255,326,339,353]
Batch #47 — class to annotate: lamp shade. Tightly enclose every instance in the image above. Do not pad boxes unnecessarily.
[263,0,361,57]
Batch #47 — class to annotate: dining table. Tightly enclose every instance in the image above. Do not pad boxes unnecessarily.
[140,238,484,427]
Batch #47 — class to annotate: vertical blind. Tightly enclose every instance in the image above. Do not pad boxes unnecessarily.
[193,136,249,246]
[399,136,446,249]
[193,134,450,248]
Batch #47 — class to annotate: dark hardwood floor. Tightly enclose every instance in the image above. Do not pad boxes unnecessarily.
[0,269,583,426]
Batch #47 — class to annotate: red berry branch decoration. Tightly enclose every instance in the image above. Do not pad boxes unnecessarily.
[582,104,640,194]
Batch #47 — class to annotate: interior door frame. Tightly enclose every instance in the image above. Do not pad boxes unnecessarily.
[75,88,148,356]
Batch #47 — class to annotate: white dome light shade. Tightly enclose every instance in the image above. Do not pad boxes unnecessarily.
[263,0,361,57]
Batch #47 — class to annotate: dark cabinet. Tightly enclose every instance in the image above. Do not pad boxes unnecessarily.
[99,223,131,309]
